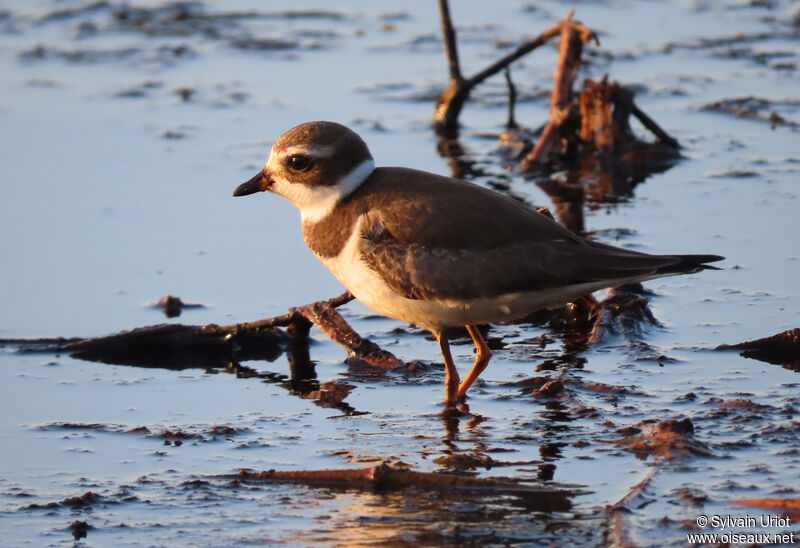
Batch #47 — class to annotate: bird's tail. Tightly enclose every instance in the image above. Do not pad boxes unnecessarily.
[655,254,725,275]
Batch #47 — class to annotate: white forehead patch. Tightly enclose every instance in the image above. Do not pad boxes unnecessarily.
[279,144,337,159]
[266,154,375,223]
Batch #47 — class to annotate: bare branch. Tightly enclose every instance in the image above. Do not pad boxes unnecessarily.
[464,23,563,89]
[219,291,354,335]
[295,298,402,368]
[504,67,518,129]
[521,18,596,169]
[438,0,463,84]
[435,17,577,134]
[631,103,681,150]
[434,10,597,135]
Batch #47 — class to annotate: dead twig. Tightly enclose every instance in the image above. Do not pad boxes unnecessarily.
[434,4,591,135]
[579,76,621,151]
[219,290,355,336]
[630,104,681,150]
[435,2,679,183]
[731,498,800,521]
[294,299,402,368]
[504,67,518,129]
[600,418,715,460]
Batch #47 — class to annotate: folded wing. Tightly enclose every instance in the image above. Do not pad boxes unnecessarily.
[356,169,723,301]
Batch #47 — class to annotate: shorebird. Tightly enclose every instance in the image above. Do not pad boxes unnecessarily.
[234,121,723,404]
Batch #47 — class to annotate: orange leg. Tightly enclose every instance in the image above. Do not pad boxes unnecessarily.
[456,325,493,401]
[434,329,460,404]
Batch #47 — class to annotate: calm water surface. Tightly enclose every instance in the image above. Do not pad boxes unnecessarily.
[1,0,799,545]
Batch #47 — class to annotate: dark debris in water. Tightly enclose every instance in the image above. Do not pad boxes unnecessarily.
[709,169,760,179]
[212,467,602,545]
[68,519,91,540]
[12,1,347,69]
[162,129,190,140]
[112,80,249,108]
[602,418,715,461]
[511,284,663,364]
[229,462,578,509]
[662,27,800,71]
[0,293,379,375]
[36,421,248,444]
[20,44,140,63]
[18,43,194,69]
[114,80,163,98]
[716,328,800,370]
[152,294,205,317]
[670,486,709,506]
[230,38,299,52]
[23,491,104,511]
[37,1,110,24]
[108,3,341,39]
[701,96,800,128]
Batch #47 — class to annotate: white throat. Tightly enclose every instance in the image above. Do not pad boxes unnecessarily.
[268,155,375,223]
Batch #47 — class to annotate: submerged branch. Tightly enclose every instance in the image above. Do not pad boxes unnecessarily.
[504,67,518,129]
[229,461,577,509]
[219,290,354,335]
[433,1,680,190]
[295,298,402,368]
[0,291,402,369]
[465,22,567,90]
[437,0,462,85]
[630,103,680,150]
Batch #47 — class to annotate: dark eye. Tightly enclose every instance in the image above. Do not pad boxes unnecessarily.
[289,155,312,172]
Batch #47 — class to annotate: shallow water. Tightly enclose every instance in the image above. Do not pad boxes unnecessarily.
[1,0,799,545]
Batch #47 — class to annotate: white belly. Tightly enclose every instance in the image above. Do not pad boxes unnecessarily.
[314,219,455,331]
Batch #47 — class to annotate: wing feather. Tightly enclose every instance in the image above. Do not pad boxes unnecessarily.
[352,168,722,301]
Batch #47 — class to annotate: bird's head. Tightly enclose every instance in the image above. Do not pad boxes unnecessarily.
[233,121,375,222]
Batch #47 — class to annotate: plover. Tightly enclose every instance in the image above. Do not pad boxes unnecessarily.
[234,121,723,404]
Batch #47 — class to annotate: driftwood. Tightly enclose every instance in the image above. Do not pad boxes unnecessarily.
[515,283,660,357]
[0,291,401,370]
[715,328,800,370]
[605,469,656,548]
[520,11,596,169]
[294,298,401,368]
[227,461,576,511]
[521,72,680,172]
[432,1,682,227]
[434,3,585,135]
